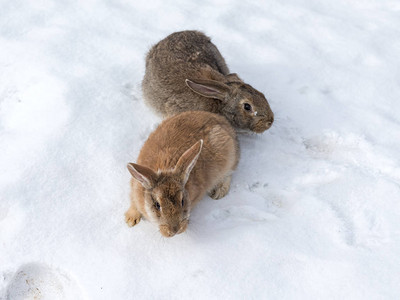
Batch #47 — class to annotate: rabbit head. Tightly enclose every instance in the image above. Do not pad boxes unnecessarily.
[127,140,203,237]
[186,74,274,133]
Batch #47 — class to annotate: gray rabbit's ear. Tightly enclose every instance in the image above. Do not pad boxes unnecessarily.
[127,163,156,189]
[175,140,203,185]
[185,79,230,101]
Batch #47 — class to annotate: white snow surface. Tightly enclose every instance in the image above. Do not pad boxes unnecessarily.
[1,0,400,299]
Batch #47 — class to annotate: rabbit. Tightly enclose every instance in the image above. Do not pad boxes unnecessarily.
[142,30,274,133]
[125,111,239,237]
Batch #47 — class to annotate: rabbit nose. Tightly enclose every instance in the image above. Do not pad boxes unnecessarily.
[165,226,179,237]
[160,224,181,237]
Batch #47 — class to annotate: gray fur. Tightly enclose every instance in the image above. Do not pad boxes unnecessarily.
[142,30,274,133]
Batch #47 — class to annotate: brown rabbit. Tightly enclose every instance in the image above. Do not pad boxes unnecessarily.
[125,111,239,237]
[142,30,274,133]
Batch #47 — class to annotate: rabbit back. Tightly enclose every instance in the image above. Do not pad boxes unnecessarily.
[142,31,229,116]
[135,111,239,206]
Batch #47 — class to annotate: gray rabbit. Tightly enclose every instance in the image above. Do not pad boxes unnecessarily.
[142,30,274,133]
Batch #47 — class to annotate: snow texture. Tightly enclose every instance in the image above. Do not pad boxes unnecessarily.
[1,0,400,299]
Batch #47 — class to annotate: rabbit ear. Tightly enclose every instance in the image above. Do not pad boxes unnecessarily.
[226,73,242,83]
[127,163,156,189]
[175,140,203,185]
[185,79,230,101]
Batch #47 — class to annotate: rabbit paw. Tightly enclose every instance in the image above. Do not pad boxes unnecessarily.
[125,206,142,227]
[208,176,232,200]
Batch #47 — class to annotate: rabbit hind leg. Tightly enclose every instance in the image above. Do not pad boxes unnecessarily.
[208,175,232,200]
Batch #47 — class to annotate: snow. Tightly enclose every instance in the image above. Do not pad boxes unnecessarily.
[1,0,400,299]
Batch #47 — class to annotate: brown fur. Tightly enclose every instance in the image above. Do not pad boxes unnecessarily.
[125,111,240,237]
[142,30,274,133]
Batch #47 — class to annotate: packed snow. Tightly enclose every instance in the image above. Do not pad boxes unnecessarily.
[1,0,400,299]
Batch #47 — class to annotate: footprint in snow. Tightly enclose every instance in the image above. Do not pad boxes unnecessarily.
[5,262,84,300]
[211,206,277,224]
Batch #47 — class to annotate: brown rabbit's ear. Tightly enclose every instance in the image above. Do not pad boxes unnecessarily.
[185,79,230,101]
[175,140,203,185]
[226,73,242,83]
[127,163,156,189]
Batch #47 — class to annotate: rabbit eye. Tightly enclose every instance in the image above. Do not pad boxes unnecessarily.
[243,103,252,111]
[154,202,161,211]
[181,198,185,207]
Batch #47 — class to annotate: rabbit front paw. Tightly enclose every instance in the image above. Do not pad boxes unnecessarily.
[125,206,142,227]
